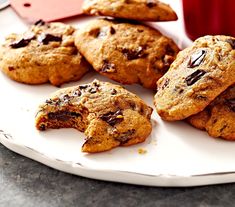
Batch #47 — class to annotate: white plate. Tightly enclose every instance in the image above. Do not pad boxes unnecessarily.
[1,1,235,187]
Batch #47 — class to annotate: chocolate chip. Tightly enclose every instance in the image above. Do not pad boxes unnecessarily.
[110,27,116,34]
[146,0,158,8]
[93,81,100,88]
[79,85,88,90]
[34,19,45,26]
[137,29,144,33]
[8,66,15,71]
[61,94,71,103]
[128,101,136,110]
[39,124,46,131]
[38,33,62,45]
[100,110,124,126]
[194,95,208,100]
[46,98,60,106]
[187,50,206,68]
[10,36,35,48]
[88,88,97,94]
[121,46,146,60]
[101,60,116,73]
[185,69,206,86]
[219,124,228,133]
[225,39,235,49]
[115,129,136,143]
[101,17,139,25]
[174,85,184,94]
[111,89,117,95]
[48,111,81,121]
[226,98,235,112]
[158,78,169,91]
[73,89,81,96]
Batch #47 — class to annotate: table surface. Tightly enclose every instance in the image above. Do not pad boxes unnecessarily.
[1,143,235,207]
[1,3,235,207]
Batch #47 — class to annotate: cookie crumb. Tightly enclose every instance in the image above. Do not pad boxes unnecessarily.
[138,148,147,154]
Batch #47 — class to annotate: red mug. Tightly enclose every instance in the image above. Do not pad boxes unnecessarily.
[182,0,235,40]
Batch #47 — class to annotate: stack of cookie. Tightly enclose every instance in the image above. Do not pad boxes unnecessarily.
[76,0,179,89]
[154,35,235,140]
[0,0,181,152]
[0,0,179,89]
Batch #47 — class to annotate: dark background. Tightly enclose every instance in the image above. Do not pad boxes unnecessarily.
[0,144,234,207]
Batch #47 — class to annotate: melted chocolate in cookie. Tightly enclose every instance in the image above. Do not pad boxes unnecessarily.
[100,110,124,126]
[115,129,136,143]
[48,111,81,121]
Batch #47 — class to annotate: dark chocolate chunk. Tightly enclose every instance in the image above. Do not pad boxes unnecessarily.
[219,124,227,133]
[226,98,235,112]
[10,36,35,48]
[110,27,116,34]
[48,111,81,121]
[34,19,45,26]
[128,101,136,110]
[101,17,139,25]
[185,69,206,86]
[174,85,184,94]
[45,98,61,106]
[195,95,208,100]
[89,28,101,37]
[73,89,81,96]
[8,66,15,71]
[39,124,46,131]
[160,78,169,90]
[100,110,123,126]
[137,29,144,33]
[38,33,62,45]
[101,60,116,73]
[225,39,235,49]
[61,94,71,103]
[121,46,146,60]
[115,129,136,143]
[146,0,158,8]
[111,89,117,95]
[187,50,206,68]
[93,81,100,88]
[79,85,88,90]
[88,88,97,94]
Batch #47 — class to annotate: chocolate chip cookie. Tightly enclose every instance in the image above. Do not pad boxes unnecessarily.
[75,18,179,89]
[0,20,90,86]
[35,80,153,153]
[187,85,235,140]
[154,35,235,121]
[83,0,178,22]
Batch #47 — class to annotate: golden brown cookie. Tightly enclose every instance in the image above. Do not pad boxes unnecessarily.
[83,0,178,21]
[154,35,235,121]
[35,80,153,153]
[75,18,179,89]
[187,85,235,140]
[0,20,90,86]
